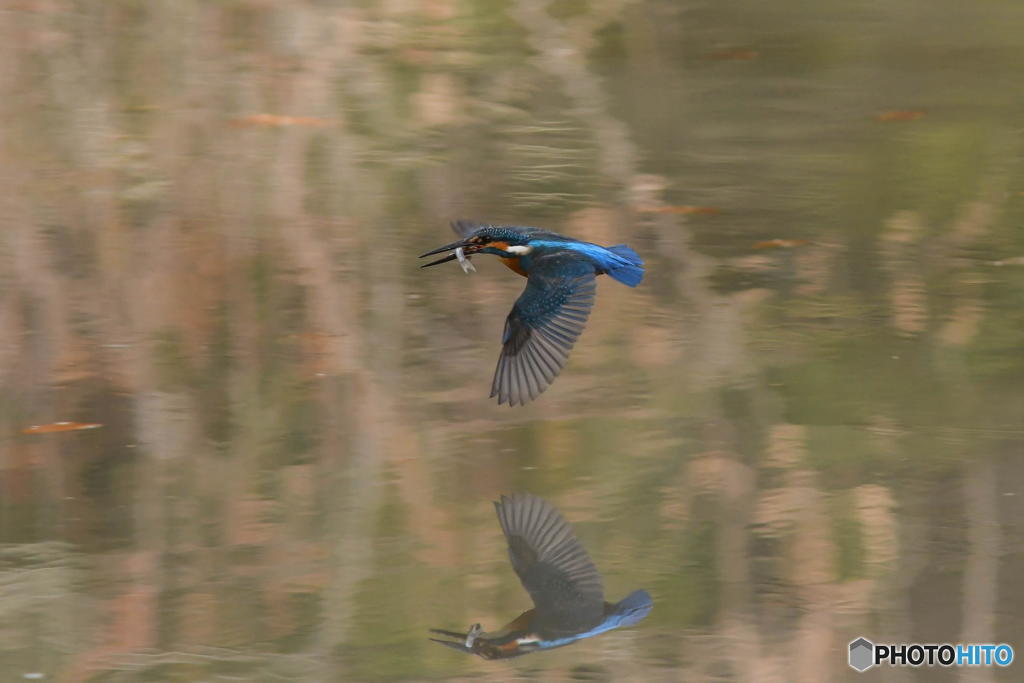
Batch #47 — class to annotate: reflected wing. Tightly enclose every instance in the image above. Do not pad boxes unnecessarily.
[491,254,596,406]
[494,493,604,633]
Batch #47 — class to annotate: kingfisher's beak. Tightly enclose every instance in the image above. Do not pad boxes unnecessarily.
[428,627,475,653]
[419,239,474,268]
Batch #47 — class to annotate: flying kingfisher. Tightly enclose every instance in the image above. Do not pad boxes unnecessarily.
[420,220,644,406]
[429,492,653,659]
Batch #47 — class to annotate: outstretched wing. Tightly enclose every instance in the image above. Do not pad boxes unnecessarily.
[494,493,605,634]
[451,219,485,238]
[491,253,596,406]
[451,219,554,241]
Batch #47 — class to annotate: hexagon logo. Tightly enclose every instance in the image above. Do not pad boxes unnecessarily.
[849,637,875,672]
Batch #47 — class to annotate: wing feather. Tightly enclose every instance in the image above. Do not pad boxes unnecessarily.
[490,254,597,406]
[493,493,605,627]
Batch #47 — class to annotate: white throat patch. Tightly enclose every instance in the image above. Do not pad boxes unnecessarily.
[505,245,533,255]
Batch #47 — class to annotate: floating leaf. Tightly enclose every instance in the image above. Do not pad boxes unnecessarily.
[753,239,812,250]
[22,422,103,435]
[229,114,336,128]
[877,110,925,122]
[707,49,759,61]
[640,205,721,215]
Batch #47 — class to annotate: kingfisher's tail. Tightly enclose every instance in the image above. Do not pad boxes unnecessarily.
[606,589,653,628]
[605,245,644,287]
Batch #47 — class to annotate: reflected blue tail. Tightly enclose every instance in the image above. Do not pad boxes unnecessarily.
[607,589,653,628]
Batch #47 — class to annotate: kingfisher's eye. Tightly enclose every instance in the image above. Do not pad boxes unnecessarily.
[475,235,492,244]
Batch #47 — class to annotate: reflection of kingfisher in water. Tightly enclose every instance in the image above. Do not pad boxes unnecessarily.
[430,493,653,659]
[420,221,644,406]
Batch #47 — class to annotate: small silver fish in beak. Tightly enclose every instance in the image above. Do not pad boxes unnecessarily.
[464,622,483,647]
[455,246,476,274]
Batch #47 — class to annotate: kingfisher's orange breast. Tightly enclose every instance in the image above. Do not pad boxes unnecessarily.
[500,257,528,277]
[486,241,527,276]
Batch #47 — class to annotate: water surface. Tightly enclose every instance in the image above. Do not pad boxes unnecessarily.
[1,1,1023,681]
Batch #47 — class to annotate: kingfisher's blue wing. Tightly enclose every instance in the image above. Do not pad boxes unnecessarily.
[494,493,605,634]
[491,254,596,406]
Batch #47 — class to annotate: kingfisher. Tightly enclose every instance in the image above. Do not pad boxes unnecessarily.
[420,220,644,406]
[429,492,653,659]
